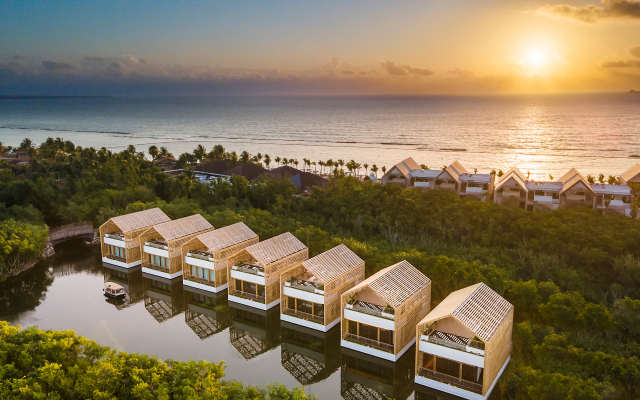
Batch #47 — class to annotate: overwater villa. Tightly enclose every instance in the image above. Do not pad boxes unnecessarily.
[139,214,214,279]
[181,222,259,293]
[228,232,308,310]
[100,208,171,268]
[143,274,186,323]
[183,286,230,339]
[620,163,640,185]
[341,348,416,400]
[341,260,431,361]
[280,244,365,331]
[281,322,342,386]
[446,161,494,201]
[229,303,281,360]
[381,157,440,189]
[414,283,513,400]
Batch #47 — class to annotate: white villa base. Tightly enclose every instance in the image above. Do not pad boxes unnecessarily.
[341,338,415,362]
[228,295,280,310]
[141,267,182,279]
[280,314,340,332]
[102,257,141,269]
[414,355,510,400]
[183,280,227,293]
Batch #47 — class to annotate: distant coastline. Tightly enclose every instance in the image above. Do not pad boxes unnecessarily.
[0,95,112,100]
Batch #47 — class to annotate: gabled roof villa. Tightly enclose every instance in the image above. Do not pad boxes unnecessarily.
[181,222,259,293]
[280,244,365,331]
[139,214,214,279]
[341,260,431,361]
[100,208,171,268]
[415,283,513,400]
[447,161,495,201]
[620,163,640,185]
[227,232,308,310]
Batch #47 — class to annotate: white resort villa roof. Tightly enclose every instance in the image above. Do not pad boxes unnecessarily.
[244,232,306,266]
[194,222,258,252]
[353,260,430,308]
[301,244,363,284]
[392,157,422,177]
[422,282,513,343]
[107,208,171,232]
[495,167,527,191]
[152,214,213,241]
[590,183,632,195]
[410,169,442,179]
[458,173,492,183]
[560,171,594,194]
[620,163,640,183]
[445,160,468,182]
[525,180,563,191]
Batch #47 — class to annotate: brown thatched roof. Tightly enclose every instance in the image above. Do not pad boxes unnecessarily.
[107,208,171,232]
[245,232,306,266]
[352,260,430,308]
[153,214,213,241]
[196,222,258,252]
[302,244,363,284]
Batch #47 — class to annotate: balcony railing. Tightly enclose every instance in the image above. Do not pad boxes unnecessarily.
[186,275,215,287]
[187,250,214,261]
[346,300,394,320]
[418,368,482,394]
[286,276,324,294]
[230,289,265,304]
[283,307,324,324]
[144,263,170,273]
[343,333,394,353]
[146,240,168,250]
[104,254,126,262]
[104,232,125,240]
[422,329,484,354]
[232,264,265,276]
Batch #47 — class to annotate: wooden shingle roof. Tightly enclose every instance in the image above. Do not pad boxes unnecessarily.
[445,160,468,182]
[394,157,421,177]
[621,163,640,183]
[354,260,430,308]
[153,214,213,241]
[421,283,513,342]
[196,222,258,252]
[108,208,171,232]
[302,244,364,284]
[245,232,306,266]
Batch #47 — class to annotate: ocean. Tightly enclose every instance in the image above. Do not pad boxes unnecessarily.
[1,93,639,180]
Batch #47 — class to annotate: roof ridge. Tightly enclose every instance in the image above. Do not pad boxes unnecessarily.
[451,282,483,315]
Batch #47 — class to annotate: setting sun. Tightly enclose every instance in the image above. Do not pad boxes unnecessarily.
[530,51,544,65]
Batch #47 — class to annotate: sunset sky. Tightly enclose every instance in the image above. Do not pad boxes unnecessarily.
[1,1,639,95]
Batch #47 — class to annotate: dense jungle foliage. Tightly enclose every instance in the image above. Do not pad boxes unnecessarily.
[2,138,640,399]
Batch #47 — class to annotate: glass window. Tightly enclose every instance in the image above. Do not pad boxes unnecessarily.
[348,320,357,335]
[435,357,460,378]
[256,284,265,297]
[422,354,435,370]
[379,329,393,345]
[462,364,481,383]
[297,300,313,314]
[191,265,196,276]
[288,296,296,309]
[359,323,378,341]
[314,303,324,317]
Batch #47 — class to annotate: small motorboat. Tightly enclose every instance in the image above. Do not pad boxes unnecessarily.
[103,282,125,298]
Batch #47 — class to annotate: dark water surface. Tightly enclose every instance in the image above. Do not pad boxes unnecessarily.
[1,242,463,399]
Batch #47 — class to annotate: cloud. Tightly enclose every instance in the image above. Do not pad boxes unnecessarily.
[630,46,640,58]
[536,0,640,23]
[601,60,640,67]
[41,61,75,71]
[447,68,474,77]
[379,61,434,76]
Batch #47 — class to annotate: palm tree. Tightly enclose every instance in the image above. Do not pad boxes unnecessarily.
[239,151,250,164]
[256,153,262,161]
[420,164,429,170]
[159,147,174,158]
[293,159,299,169]
[363,163,369,176]
[598,173,605,183]
[549,174,554,180]
[305,158,311,172]
[274,156,281,166]
[148,146,159,160]
[381,166,386,175]
[264,154,271,170]
[283,157,289,167]
[326,159,333,174]
[371,164,378,177]
[312,161,317,173]
[319,161,325,175]
[355,163,361,177]
[474,168,478,174]
[338,159,344,171]
[210,145,225,160]
[20,138,32,149]
[193,145,206,167]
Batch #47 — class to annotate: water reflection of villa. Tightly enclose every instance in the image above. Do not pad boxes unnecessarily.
[340,348,415,400]
[229,303,281,360]
[139,215,214,279]
[415,283,513,400]
[102,263,144,309]
[183,286,230,339]
[341,260,431,361]
[281,321,342,385]
[142,274,186,323]
[228,232,308,310]
[181,222,259,293]
[100,208,171,268]
[280,244,365,331]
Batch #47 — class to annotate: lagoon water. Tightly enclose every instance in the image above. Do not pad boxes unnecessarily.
[1,94,640,180]
[2,242,458,400]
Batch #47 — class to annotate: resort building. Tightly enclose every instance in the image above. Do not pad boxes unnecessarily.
[183,286,230,339]
[381,157,440,189]
[100,208,171,268]
[414,283,513,400]
[620,163,640,185]
[590,183,634,216]
[341,260,431,362]
[280,244,365,332]
[493,167,562,211]
[446,161,494,201]
[181,222,259,293]
[229,303,281,360]
[281,321,342,386]
[139,215,214,279]
[228,232,308,310]
[557,168,595,208]
[341,348,416,400]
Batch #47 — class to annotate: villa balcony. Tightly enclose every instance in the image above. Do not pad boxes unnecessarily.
[104,232,125,240]
[344,300,395,331]
[417,367,482,394]
[437,182,456,191]
[282,307,324,324]
[342,332,394,353]
[104,254,126,263]
[184,273,215,287]
[413,181,431,189]
[185,251,215,270]
[347,300,394,320]
[285,276,324,295]
[229,288,265,304]
[103,232,126,246]
[187,250,214,261]
[146,240,168,250]
[420,329,484,357]
[232,263,265,277]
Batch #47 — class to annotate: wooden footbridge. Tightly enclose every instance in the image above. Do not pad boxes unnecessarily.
[49,222,96,246]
